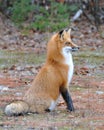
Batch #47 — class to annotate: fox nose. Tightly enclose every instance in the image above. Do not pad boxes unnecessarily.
[71,46,79,52]
[72,47,80,50]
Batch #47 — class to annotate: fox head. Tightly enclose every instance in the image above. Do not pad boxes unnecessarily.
[47,28,79,62]
[58,28,79,52]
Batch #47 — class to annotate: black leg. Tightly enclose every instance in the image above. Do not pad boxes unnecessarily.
[45,108,51,112]
[60,87,74,111]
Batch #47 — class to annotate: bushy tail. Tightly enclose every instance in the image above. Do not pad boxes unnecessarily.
[5,100,29,116]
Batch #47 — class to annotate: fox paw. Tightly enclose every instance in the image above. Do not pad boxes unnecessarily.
[45,108,51,112]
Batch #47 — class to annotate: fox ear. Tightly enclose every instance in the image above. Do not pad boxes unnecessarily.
[59,30,64,36]
[59,30,66,40]
[67,28,71,35]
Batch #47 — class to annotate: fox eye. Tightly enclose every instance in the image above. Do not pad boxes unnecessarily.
[65,42,70,45]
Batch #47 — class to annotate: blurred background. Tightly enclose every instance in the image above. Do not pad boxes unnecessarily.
[0,0,104,130]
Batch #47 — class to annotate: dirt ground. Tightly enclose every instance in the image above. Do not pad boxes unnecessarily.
[0,15,104,130]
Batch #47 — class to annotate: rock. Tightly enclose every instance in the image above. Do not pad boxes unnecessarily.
[15,92,22,96]
[96,91,104,95]
[0,85,9,91]
[31,68,38,74]
[16,66,25,71]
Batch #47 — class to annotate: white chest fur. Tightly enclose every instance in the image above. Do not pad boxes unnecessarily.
[62,47,74,84]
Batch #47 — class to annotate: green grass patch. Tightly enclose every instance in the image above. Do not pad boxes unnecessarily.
[0,50,45,69]
[9,0,79,32]
[73,50,104,66]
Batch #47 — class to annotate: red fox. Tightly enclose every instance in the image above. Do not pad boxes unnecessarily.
[5,28,79,116]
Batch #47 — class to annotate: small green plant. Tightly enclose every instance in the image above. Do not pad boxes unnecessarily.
[11,0,35,24]
[10,0,79,32]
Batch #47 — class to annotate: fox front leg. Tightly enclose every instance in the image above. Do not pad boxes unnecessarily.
[60,87,74,111]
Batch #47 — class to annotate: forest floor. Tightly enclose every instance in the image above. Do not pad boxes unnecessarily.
[0,14,104,130]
